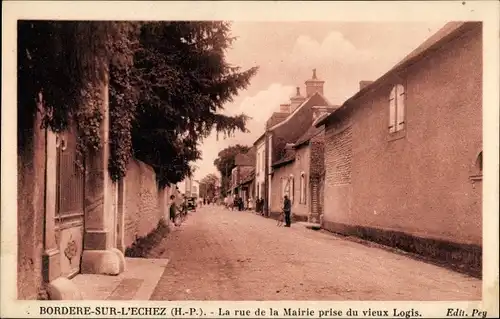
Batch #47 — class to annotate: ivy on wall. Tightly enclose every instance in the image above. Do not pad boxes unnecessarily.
[18,21,258,187]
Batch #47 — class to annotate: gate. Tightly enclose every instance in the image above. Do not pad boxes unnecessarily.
[55,126,85,278]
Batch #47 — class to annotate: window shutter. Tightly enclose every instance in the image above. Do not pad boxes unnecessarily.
[303,174,307,204]
[396,84,405,131]
[299,176,303,204]
[389,87,396,133]
[290,177,295,204]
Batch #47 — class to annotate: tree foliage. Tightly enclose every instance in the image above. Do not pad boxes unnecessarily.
[131,22,257,187]
[18,21,258,187]
[213,144,251,194]
[199,173,220,199]
[18,21,131,156]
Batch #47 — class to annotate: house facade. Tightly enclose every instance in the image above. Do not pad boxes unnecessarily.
[263,70,332,217]
[238,168,256,206]
[253,134,266,202]
[316,22,483,275]
[231,148,256,201]
[270,108,334,222]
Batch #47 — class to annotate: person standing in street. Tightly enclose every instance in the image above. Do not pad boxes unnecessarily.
[169,195,177,224]
[283,195,291,227]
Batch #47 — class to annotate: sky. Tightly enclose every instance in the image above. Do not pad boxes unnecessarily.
[189,21,446,183]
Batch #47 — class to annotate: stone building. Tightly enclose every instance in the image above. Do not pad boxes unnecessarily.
[237,168,256,207]
[230,148,256,203]
[315,22,483,275]
[17,73,176,299]
[269,108,335,222]
[263,70,333,217]
[253,133,266,203]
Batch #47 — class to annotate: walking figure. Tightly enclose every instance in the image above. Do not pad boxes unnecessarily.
[283,195,291,227]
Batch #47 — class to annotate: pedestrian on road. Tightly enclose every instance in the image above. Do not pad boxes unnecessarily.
[233,196,238,211]
[169,195,177,224]
[283,195,291,227]
[248,197,254,211]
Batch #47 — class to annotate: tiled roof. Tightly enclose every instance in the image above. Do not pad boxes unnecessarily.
[239,168,255,185]
[272,149,296,168]
[294,125,325,148]
[266,112,289,129]
[268,92,332,131]
[315,22,474,127]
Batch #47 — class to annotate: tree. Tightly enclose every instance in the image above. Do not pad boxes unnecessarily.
[213,144,250,194]
[130,22,258,187]
[18,21,258,188]
[199,173,220,199]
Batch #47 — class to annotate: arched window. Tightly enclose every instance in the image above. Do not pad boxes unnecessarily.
[299,172,306,204]
[389,84,406,133]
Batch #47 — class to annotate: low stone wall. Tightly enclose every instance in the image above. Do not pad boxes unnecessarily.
[123,160,168,249]
[323,221,482,278]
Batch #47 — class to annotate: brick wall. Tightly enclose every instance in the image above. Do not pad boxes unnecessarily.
[266,93,329,214]
[322,24,482,274]
[123,159,164,248]
[309,130,325,221]
[17,113,45,300]
[323,122,353,224]
[309,130,325,178]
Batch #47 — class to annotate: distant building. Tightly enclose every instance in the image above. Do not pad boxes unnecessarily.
[191,180,200,199]
[316,22,483,275]
[253,133,266,202]
[263,69,333,216]
[231,148,256,203]
[270,107,335,222]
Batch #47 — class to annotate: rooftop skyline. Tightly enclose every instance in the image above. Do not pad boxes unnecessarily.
[192,21,446,182]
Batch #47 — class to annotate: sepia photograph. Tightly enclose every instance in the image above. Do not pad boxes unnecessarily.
[2,1,499,318]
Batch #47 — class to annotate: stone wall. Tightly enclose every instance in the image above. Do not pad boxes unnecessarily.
[17,111,45,300]
[123,159,166,249]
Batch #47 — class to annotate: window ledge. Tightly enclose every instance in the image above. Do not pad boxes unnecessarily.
[388,129,406,142]
[469,174,483,182]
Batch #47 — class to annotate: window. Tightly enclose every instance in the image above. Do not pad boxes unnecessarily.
[256,152,260,174]
[268,135,273,169]
[261,151,265,173]
[299,172,306,204]
[389,84,406,133]
[281,176,294,203]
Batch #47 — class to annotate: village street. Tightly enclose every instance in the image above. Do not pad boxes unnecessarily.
[149,206,481,301]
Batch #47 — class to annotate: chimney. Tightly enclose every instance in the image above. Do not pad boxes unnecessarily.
[359,80,374,91]
[305,68,325,97]
[279,103,291,113]
[289,87,306,113]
